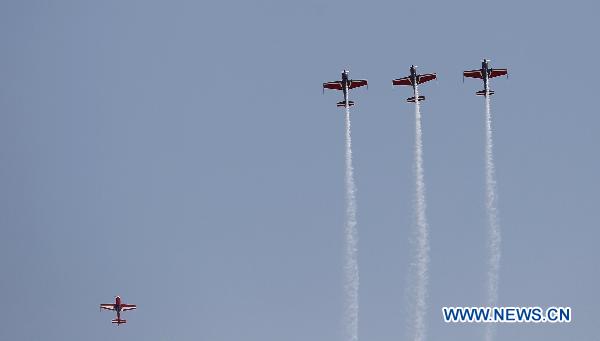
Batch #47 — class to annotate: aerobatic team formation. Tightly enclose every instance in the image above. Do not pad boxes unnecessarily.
[323,59,508,106]
[323,58,508,341]
[99,59,508,328]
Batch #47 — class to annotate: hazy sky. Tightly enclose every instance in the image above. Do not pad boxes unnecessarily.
[1,1,598,340]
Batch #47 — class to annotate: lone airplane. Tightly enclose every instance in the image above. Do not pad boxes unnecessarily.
[323,70,368,107]
[463,59,508,96]
[100,295,137,325]
[392,65,437,102]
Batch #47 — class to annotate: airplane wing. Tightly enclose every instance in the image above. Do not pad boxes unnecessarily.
[349,79,368,89]
[463,70,483,79]
[489,68,508,78]
[100,304,116,311]
[121,304,137,311]
[323,81,343,90]
[392,77,412,86]
[417,73,437,84]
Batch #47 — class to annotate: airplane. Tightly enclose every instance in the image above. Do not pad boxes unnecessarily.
[392,65,437,102]
[323,70,368,107]
[463,59,508,96]
[100,295,137,325]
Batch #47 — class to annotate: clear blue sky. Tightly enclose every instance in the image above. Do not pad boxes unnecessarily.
[0,1,598,340]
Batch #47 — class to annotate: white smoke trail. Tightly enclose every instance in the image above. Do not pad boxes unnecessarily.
[343,105,359,341]
[484,95,501,341]
[409,87,430,341]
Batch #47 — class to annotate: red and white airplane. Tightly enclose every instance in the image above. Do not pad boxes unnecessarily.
[323,70,368,107]
[463,59,508,96]
[100,295,137,325]
[392,65,437,102]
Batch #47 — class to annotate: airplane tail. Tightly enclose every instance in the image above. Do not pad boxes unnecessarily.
[337,100,355,107]
[112,319,127,325]
[476,90,494,96]
[407,96,425,103]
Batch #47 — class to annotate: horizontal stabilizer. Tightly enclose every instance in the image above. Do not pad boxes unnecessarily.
[476,90,494,96]
[112,319,127,324]
[407,96,425,103]
[337,100,355,107]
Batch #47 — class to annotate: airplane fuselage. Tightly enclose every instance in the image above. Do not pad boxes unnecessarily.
[482,60,490,94]
[114,296,123,320]
[409,65,419,96]
[341,71,350,105]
